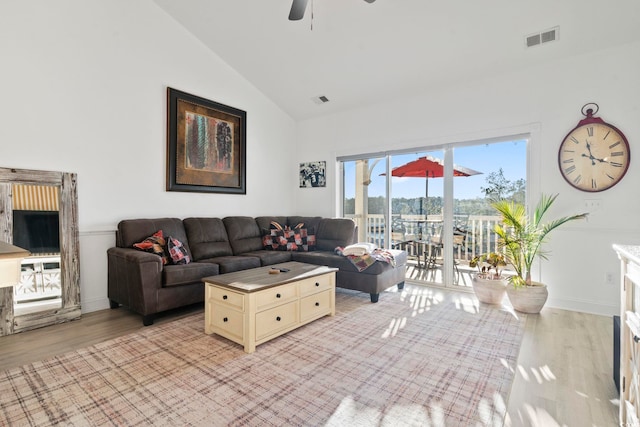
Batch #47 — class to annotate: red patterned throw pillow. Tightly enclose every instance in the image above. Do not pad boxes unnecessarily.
[287,222,316,252]
[133,230,169,265]
[167,236,191,265]
[262,221,316,252]
[263,223,287,251]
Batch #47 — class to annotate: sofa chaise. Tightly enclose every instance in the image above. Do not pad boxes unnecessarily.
[107,216,407,325]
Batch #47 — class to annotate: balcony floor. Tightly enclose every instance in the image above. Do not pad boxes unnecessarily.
[403,257,514,291]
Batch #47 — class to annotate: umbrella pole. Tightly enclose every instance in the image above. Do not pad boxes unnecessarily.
[424,176,429,219]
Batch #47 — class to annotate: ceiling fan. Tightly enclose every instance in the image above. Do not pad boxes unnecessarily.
[289,0,376,21]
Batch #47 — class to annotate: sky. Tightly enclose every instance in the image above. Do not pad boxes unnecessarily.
[344,139,527,200]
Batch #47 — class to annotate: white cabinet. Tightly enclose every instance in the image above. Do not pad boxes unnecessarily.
[614,244,640,425]
[205,267,336,353]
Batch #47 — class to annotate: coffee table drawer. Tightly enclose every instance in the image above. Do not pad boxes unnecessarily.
[255,301,298,340]
[299,273,333,297]
[255,283,296,310]
[300,289,332,322]
[209,286,244,311]
[212,304,244,342]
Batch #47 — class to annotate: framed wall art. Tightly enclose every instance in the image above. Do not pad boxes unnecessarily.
[166,87,246,194]
[299,161,326,188]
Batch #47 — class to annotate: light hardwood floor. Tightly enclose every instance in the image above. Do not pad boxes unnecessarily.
[0,289,619,426]
[505,307,618,426]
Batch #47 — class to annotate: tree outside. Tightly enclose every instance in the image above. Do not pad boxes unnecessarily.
[344,167,525,216]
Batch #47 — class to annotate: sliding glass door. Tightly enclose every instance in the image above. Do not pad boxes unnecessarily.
[451,140,527,288]
[388,150,444,286]
[340,138,527,289]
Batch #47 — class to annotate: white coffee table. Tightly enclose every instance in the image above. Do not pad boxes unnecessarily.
[203,261,337,353]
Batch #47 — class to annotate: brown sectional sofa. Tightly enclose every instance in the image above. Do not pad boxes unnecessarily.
[107,216,407,325]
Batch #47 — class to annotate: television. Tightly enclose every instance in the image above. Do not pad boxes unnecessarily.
[12,210,60,255]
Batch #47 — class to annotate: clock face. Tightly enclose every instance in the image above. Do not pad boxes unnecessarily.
[558,122,630,192]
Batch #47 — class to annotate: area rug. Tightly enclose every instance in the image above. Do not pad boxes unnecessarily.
[0,286,526,426]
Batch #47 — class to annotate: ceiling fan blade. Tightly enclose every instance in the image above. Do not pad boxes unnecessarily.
[289,0,309,20]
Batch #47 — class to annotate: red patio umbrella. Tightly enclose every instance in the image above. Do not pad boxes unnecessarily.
[382,155,482,215]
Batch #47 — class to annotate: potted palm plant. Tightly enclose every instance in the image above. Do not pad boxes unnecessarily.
[491,193,588,313]
[469,252,509,304]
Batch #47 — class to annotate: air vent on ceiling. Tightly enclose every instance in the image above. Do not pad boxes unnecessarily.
[311,95,330,105]
[525,26,559,48]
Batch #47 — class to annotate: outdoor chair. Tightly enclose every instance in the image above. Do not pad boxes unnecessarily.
[392,231,419,263]
[424,226,466,283]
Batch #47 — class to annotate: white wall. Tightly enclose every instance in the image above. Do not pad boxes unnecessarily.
[295,41,640,316]
[0,0,297,312]
[2,1,638,317]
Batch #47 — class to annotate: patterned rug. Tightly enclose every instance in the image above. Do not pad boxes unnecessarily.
[0,286,526,426]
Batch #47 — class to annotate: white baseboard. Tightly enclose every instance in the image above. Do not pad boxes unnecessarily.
[81,297,110,314]
[546,296,618,317]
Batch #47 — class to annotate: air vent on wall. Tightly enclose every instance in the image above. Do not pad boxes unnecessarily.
[311,95,330,105]
[525,26,559,48]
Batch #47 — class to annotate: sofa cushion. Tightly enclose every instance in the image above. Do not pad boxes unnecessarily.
[199,255,261,274]
[288,216,322,233]
[243,250,293,266]
[184,217,233,261]
[292,251,359,272]
[223,216,264,255]
[292,249,407,275]
[163,262,219,287]
[315,218,356,251]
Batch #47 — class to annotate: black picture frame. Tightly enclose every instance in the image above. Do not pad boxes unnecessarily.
[166,87,246,194]
[299,161,326,188]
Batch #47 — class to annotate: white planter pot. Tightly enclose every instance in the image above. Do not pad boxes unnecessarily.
[471,274,508,305]
[506,281,548,314]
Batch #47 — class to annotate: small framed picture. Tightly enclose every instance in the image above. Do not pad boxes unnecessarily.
[299,161,326,188]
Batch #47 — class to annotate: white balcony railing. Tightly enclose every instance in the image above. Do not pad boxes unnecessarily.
[346,213,503,262]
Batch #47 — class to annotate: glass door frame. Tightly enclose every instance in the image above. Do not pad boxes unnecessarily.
[338,131,532,289]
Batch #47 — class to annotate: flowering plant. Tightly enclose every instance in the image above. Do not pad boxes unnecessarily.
[469,252,507,280]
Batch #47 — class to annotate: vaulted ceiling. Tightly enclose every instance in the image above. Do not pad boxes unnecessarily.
[154,0,640,121]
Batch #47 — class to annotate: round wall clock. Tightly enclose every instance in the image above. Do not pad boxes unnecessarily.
[558,103,631,192]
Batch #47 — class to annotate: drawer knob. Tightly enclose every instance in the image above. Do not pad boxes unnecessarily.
[223,295,228,300]
[276,316,281,321]
[315,282,320,287]
[223,317,228,322]
[315,302,320,307]
[276,293,281,298]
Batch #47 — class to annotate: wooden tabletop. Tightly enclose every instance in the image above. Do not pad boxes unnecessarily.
[202,261,337,293]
